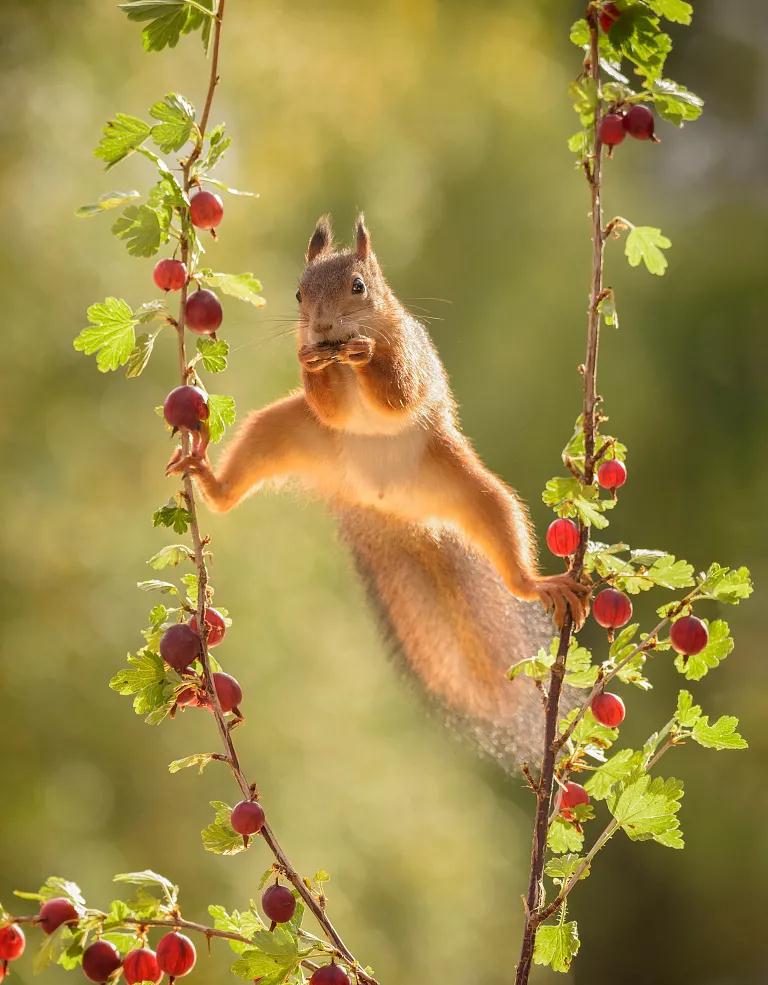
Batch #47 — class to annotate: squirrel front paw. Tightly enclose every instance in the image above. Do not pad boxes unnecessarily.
[165,447,211,478]
[337,336,375,367]
[298,343,338,373]
[531,574,590,630]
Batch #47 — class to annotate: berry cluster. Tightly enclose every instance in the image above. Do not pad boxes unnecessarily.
[599,104,657,147]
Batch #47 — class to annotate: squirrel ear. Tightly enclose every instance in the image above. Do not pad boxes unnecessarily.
[355,214,371,261]
[307,215,333,262]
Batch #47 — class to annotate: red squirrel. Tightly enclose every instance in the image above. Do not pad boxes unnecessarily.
[168,216,588,762]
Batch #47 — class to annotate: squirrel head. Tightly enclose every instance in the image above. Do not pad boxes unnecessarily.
[296,214,393,346]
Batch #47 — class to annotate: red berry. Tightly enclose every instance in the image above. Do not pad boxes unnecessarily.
[0,926,25,961]
[212,672,242,713]
[623,104,656,140]
[189,190,224,230]
[262,885,296,924]
[163,385,209,431]
[123,948,161,985]
[591,692,626,728]
[185,288,223,335]
[231,800,266,836]
[189,607,226,647]
[82,941,122,983]
[153,259,187,292]
[160,623,201,673]
[558,781,589,813]
[599,113,626,147]
[546,518,580,558]
[670,615,708,656]
[593,588,633,629]
[156,933,196,979]
[597,459,627,490]
[599,2,621,33]
[39,898,79,935]
[310,966,350,985]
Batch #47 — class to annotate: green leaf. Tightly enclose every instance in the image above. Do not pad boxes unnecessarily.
[645,554,695,589]
[560,708,618,761]
[76,190,141,217]
[137,579,179,594]
[169,752,216,775]
[612,775,684,848]
[198,270,265,307]
[674,619,733,681]
[15,878,86,908]
[547,817,584,854]
[569,76,598,126]
[625,226,671,276]
[112,204,168,257]
[114,870,179,906]
[542,476,614,530]
[153,502,193,535]
[598,293,619,329]
[206,393,236,443]
[200,123,231,171]
[569,18,589,47]
[231,950,294,982]
[648,77,703,125]
[197,337,229,373]
[698,564,753,604]
[119,0,214,53]
[150,92,197,153]
[646,0,693,25]
[691,715,747,751]
[74,298,137,372]
[34,925,71,974]
[148,543,194,569]
[533,921,580,973]
[95,114,151,167]
[584,748,640,801]
[125,331,161,379]
[109,650,175,724]
[675,690,702,728]
[544,853,589,885]
[202,801,245,855]
[208,905,263,955]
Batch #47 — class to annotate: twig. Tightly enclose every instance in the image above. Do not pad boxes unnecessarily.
[170,6,377,982]
[513,11,605,983]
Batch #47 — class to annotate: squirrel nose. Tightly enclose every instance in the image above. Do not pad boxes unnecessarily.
[314,321,333,335]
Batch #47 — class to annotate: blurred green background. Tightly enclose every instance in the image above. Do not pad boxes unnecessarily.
[2,1,766,983]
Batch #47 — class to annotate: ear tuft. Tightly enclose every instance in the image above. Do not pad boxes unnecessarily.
[355,214,371,261]
[307,215,333,262]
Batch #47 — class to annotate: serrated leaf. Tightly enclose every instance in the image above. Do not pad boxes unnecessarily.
[34,925,71,973]
[206,393,236,443]
[109,650,175,724]
[76,190,141,217]
[137,579,179,594]
[148,543,194,569]
[675,689,702,727]
[208,905,263,955]
[646,0,693,25]
[153,502,193,535]
[119,0,214,53]
[169,752,216,774]
[202,801,245,855]
[200,123,231,171]
[648,77,703,125]
[533,921,580,973]
[691,715,747,751]
[543,853,589,885]
[114,870,178,906]
[611,775,684,847]
[231,950,292,982]
[547,816,584,854]
[199,270,265,307]
[542,475,614,530]
[674,619,733,681]
[584,748,640,800]
[698,564,753,604]
[625,226,671,276]
[95,114,151,167]
[125,331,160,379]
[74,297,137,372]
[197,337,229,373]
[150,92,197,153]
[112,205,168,257]
[645,554,695,589]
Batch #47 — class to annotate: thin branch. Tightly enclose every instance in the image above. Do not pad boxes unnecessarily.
[169,7,377,983]
[513,10,605,983]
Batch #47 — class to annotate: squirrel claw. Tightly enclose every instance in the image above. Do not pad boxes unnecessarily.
[299,343,337,373]
[337,336,375,367]
[166,448,208,477]
[533,574,590,630]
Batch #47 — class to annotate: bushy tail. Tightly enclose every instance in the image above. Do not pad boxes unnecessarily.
[338,506,554,768]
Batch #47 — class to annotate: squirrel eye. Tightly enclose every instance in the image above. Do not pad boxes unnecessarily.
[295,288,302,302]
[351,276,366,295]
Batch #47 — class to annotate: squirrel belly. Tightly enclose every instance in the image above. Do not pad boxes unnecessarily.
[169,214,585,768]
